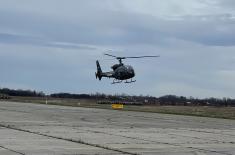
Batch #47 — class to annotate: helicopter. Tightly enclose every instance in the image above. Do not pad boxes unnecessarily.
[95,53,159,84]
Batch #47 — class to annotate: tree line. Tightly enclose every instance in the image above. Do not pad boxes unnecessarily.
[0,88,235,106]
[0,88,44,97]
[158,95,235,107]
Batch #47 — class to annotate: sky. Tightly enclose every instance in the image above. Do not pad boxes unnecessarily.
[0,0,235,98]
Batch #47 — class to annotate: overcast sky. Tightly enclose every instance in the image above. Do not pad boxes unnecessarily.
[0,0,235,98]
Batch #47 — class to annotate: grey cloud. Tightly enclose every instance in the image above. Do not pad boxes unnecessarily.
[216,0,235,8]
[0,32,98,50]
[1,8,235,47]
[0,1,235,97]
[0,33,44,45]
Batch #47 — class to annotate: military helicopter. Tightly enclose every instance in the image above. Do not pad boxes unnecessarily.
[95,53,159,84]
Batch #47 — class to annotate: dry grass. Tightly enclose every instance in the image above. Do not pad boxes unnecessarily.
[5,96,235,119]
[123,105,235,119]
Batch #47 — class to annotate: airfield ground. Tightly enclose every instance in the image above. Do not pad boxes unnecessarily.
[8,96,235,119]
[0,101,235,155]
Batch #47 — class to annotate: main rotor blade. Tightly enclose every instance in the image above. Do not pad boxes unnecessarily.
[125,55,160,58]
[104,53,160,59]
[104,53,117,58]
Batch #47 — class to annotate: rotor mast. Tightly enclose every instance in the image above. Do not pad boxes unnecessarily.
[116,57,125,64]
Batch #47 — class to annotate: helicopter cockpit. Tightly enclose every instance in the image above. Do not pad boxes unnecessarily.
[111,64,123,71]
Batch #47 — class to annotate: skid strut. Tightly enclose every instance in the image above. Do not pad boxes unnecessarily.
[111,79,122,84]
[125,79,136,83]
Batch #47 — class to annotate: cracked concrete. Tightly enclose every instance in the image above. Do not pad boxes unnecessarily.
[0,101,234,155]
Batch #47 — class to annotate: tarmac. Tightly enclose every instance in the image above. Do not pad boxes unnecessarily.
[0,101,234,155]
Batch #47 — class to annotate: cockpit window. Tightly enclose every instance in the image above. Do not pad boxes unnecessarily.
[127,66,133,70]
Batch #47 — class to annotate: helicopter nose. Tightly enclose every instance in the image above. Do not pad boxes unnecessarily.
[130,69,135,77]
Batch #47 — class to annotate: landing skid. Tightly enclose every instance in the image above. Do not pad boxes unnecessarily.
[111,79,136,84]
[111,79,122,84]
[125,79,136,83]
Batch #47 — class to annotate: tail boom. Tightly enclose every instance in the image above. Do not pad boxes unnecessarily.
[96,60,114,80]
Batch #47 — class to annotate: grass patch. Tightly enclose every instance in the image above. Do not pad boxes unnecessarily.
[4,96,235,120]
[122,105,235,119]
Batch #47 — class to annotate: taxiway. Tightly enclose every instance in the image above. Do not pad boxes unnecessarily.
[0,101,234,155]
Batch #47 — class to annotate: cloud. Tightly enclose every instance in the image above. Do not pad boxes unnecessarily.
[0,0,235,97]
[215,70,235,89]
[151,82,231,98]
[1,4,235,47]
[216,0,235,9]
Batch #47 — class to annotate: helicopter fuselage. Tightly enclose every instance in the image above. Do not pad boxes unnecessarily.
[95,53,159,84]
[112,64,135,80]
[95,60,136,83]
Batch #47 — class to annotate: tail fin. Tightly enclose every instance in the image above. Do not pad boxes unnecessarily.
[96,60,102,80]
